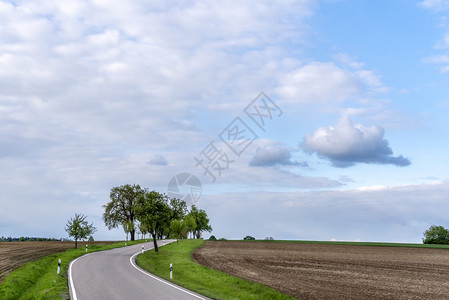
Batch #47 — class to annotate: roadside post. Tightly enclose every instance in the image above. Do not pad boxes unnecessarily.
[142,245,144,254]
[86,244,88,252]
[170,263,173,279]
[57,259,61,275]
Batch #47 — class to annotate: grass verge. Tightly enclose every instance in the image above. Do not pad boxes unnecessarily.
[136,239,295,300]
[0,240,148,300]
[240,240,449,249]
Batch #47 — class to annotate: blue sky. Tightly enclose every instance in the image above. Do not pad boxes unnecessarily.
[1,0,449,242]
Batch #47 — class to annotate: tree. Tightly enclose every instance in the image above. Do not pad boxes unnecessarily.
[189,205,212,239]
[152,198,188,240]
[170,219,184,245]
[139,222,148,240]
[166,198,187,238]
[243,235,255,240]
[103,184,144,241]
[123,219,134,243]
[65,213,97,249]
[183,214,196,239]
[135,190,172,252]
[423,225,449,244]
[170,198,188,220]
[209,235,217,241]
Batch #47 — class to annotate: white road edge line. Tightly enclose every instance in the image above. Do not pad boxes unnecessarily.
[68,252,95,300]
[68,241,205,300]
[129,244,206,300]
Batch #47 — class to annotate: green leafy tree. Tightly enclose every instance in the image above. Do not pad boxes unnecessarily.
[243,235,255,240]
[103,184,144,241]
[167,198,187,237]
[139,222,148,240]
[170,198,188,220]
[423,225,449,244]
[189,205,212,239]
[153,197,188,240]
[183,214,196,239]
[170,219,184,245]
[65,213,97,249]
[209,235,217,241]
[135,190,171,252]
[123,219,134,243]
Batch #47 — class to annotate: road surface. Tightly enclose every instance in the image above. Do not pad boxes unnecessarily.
[69,240,208,300]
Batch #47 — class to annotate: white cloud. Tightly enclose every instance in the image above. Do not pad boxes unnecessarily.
[421,4,449,72]
[333,53,365,69]
[276,61,387,104]
[422,54,449,63]
[148,154,168,166]
[420,0,449,11]
[301,116,411,167]
[276,62,364,103]
[202,180,449,242]
[249,140,307,167]
[0,0,323,239]
[422,55,449,72]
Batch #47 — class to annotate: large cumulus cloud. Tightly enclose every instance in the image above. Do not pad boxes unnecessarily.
[301,117,411,167]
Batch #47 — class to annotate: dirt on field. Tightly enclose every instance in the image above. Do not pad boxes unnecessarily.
[192,241,449,300]
[0,241,114,284]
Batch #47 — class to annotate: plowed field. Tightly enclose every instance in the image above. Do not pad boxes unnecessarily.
[0,241,113,284]
[193,241,449,299]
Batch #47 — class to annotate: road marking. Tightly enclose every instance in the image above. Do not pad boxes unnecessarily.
[68,252,95,300]
[69,240,204,300]
[129,244,206,300]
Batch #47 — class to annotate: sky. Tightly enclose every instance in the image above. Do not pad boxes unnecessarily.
[1,0,449,243]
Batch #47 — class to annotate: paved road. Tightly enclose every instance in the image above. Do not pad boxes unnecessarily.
[69,240,208,300]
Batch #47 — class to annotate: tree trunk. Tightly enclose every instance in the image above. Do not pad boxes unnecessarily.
[75,239,78,249]
[151,232,159,252]
[130,229,135,241]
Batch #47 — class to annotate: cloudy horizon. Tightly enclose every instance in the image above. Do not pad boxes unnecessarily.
[1,0,449,243]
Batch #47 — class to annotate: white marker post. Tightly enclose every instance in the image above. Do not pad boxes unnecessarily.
[57,259,61,275]
[170,263,173,279]
[86,244,88,252]
[141,245,144,254]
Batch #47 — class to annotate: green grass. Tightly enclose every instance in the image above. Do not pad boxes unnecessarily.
[0,240,148,300]
[136,239,295,300]
[237,239,449,249]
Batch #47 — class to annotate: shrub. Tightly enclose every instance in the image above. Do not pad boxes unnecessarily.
[243,235,255,240]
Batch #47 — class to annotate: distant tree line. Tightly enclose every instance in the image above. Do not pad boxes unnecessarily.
[208,235,226,241]
[102,184,212,252]
[0,236,67,242]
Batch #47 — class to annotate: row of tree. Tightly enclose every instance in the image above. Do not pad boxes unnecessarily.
[102,184,211,252]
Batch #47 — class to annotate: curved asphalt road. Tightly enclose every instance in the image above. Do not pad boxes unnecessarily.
[69,240,208,300]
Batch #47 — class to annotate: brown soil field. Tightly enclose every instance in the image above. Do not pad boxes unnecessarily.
[0,241,114,284]
[193,241,449,300]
